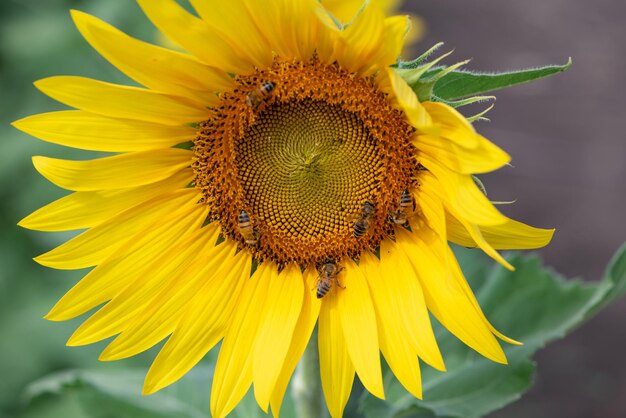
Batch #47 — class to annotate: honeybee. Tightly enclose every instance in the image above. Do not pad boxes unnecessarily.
[238,209,259,245]
[353,201,375,239]
[246,81,276,108]
[316,259,344,299]
[389,189,415,226]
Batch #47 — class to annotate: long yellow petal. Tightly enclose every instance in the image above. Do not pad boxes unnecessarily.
[445,245,522,346]
[66,223,220,346]
[375,242,445,371]
[386,68,432,128]
[100,241,237,361]
[35,189,201,270]
[12,110,195,152]
[419,158,508,226]
[35,76,208,126]
[143,248,252,394]
[337,259,384,399]
[447,212,555,250]
[243,0,318,61]
[414,132,510,175]
[45,193,207,320]
[270,266,321,417]
[319,289,355,418]
[19,169,192,232]
[253,263,304,412]
[360,251,425,398]
[189,0,273,68]
[322,0,404,23]
[71,10,232,103]
[419,101,510,173]
[396,227,507,364]
[210,262,274,418]
[442,201,515,270]
[368,15,410,71]
[32,148,191,192]
[137,0,254,74]
[336,4,385,75]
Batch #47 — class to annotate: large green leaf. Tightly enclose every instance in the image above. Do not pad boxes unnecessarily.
[21,361,298,418]
[358,244,626,418]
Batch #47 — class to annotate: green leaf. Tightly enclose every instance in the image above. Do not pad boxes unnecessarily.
[359,243,626,418]
[425,59,572,101]
[21,361,298,418]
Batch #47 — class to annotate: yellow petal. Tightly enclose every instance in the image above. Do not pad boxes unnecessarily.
[336,4,385,75]
[444,245,522,346]
[12,110,195,152]
[319,289,355,418]
[190,0,273,68]
[386,68,432,128]
[369,15,410,70]
[66,223,220,346]
[243,0,319,61]
[137,0,254,74]
[337,259,384,399]
[35,76,207,126]
[418,101,510,173]
[46,193,207,320]
[210,262,274,418]
[396,227,507,364]
[419,158,508,226]
[32,148,191,191]
[414,132,510,175]
[360,251,424,398]
[100,241,237,361]
[448,208,515,270]
[447,212,555,250]
[71,10,232,103]
[270,266,321,417]
[35,189,201,270]
[143,247,252,394]
[322,0,404,23]
[253,263,304,412]
[376,242,445,371]
[19,169,192,232]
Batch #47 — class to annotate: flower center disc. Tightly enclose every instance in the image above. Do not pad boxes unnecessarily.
[193,58,417,266]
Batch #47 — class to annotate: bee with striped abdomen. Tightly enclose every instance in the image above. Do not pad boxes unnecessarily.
[316,259,344,299]
[246,81,276,108]
[389,189,415,226]
[353,201,375,239]
[238,209,259,245]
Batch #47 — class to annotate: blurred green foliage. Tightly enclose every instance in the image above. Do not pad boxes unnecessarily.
[0,2,161,417]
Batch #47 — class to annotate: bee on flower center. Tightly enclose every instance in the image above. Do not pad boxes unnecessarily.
[237,209,259,245]
[389,189,415,226]
[316,259,344,299]
[353,201,375,239]
[246,81,276,108]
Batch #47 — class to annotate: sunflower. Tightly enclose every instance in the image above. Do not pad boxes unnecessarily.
[14,1,554,417]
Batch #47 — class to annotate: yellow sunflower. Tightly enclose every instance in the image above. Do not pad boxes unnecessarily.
[14,0,553,417]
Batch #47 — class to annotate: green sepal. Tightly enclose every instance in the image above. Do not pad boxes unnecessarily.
[397,45,571,104]
[424,58,572,101]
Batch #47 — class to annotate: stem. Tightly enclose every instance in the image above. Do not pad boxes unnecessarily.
[292,330,328,418]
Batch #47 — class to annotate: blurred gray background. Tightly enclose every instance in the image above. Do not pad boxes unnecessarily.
[1,0,624,417]
[407,1,626,417]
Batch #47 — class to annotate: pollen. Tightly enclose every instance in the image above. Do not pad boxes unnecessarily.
[193,57,418,266]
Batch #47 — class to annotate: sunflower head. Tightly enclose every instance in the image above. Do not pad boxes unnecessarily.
[13,1,554,418]
[194,56,420,267]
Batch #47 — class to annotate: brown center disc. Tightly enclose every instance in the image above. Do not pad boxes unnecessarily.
[192,57,418,266]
